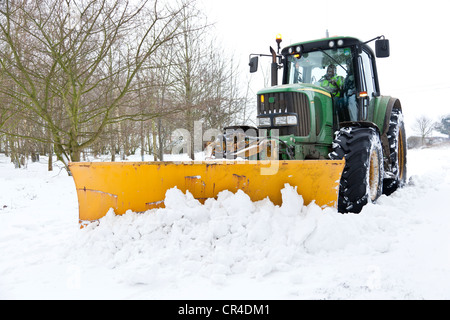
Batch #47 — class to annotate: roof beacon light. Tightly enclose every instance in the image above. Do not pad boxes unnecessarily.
[276,34,282,43]
[276,34,282,53]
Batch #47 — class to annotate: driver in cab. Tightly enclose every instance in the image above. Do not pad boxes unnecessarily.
[319,64,344,97]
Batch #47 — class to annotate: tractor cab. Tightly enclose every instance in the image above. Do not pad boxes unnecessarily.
[250,36,390,128]
[284,41,357,123]
[282,36,389,125]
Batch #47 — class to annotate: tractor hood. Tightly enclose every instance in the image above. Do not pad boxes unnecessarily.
[257,83,331,99]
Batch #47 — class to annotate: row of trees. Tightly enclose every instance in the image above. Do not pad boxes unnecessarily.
[0,0,254,172]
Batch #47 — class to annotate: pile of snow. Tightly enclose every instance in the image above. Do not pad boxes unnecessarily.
[76,185,394,282]
[78,186,332,279]
[1,146,450,299]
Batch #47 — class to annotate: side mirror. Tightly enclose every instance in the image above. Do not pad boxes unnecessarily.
[249,56,258,73]
[375,39,390,58]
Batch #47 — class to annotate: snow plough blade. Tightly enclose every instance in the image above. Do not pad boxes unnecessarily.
[69,160,345,224]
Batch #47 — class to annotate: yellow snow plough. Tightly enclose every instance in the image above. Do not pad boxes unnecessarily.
[69,160,344,223]
[70,34,406,224]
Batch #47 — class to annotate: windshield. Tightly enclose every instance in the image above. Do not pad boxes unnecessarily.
[287,47,354,90]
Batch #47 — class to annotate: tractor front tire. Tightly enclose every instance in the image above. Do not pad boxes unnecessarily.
[330,126,384,213]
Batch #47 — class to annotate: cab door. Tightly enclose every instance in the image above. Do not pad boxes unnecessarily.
[357,48,378,120]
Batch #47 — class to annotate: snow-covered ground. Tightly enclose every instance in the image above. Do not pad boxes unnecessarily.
[1,145,450,300]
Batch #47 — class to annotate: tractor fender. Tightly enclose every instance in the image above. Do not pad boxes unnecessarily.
[372,96,402,135]
[371,96,402,164]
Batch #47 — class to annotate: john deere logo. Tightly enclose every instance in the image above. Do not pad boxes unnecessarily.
[269,97,275,103]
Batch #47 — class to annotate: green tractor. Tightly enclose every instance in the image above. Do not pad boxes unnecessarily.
[212,35,407,213]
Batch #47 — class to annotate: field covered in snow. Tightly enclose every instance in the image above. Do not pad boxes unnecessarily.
[1,145,450,300]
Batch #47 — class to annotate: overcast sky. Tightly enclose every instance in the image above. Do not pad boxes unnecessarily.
[199,0,450,134]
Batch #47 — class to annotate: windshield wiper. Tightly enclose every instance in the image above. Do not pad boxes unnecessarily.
[315,48,348,74]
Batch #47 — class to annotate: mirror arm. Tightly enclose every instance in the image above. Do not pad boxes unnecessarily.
[363,35,385,45]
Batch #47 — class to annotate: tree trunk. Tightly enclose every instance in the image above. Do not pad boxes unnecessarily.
[152,119,159,161]
[48,143,53,171]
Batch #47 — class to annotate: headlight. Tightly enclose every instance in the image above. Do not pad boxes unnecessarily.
[287,115,297,125]
[275,116,287,125]
[274,115,297,126]
[257,117,271,127]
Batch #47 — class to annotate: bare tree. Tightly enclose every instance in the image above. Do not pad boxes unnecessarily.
[413,115,435,146]
[133,36,180,161]
[170,6,251,159]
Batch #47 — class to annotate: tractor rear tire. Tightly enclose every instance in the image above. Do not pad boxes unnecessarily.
[383,109,407,195]
[330,126,384,213]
